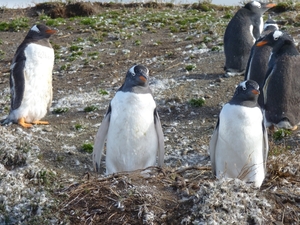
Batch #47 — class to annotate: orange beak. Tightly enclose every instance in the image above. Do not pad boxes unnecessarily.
[256,40,268,47]
[46,29,57,34]
[139,75,147,83]
[266,3,277,8]
[252,89,260,95]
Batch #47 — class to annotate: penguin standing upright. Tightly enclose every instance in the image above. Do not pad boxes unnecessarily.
[223,1,276,77]
[209,80,268,188]
[1,24,56,128]
[93,64,164,174]
[244,17,279,107]
[256,30,300,130]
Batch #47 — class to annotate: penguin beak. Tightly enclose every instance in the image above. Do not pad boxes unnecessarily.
[266,3,277,8]
[252,89,260,95]
[139,75,147,83]
[46,29,57,34]
[256,40,268,47]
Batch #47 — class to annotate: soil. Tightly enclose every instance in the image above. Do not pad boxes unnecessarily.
[0,2,299,225]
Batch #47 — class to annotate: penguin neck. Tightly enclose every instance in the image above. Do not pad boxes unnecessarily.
[119,83,152,94]
[229,98,259,108]
[23,38,52,48]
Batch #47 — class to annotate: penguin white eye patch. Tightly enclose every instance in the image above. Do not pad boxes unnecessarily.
[252,1,261,8]
[240,81,247,90]
[129,66,136,76]
[31,25,40,33]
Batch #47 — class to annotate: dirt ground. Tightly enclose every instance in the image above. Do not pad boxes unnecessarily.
[0,2,299,224]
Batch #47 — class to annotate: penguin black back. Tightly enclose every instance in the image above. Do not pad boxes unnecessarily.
[244,18,279,107]
[223,1,276,76]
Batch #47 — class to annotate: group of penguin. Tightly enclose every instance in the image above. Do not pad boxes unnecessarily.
[1,1,298,188]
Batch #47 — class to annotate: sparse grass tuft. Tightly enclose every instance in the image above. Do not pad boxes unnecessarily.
[53,107,69,114]
[82,143,93,153]
[185,64,196,71]
[99,89,109,95]
[189,98,205,107]
[273,129,292,141]
[84,105,98,112]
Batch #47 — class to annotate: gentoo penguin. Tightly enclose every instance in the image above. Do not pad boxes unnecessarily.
[256,30,300,130]
[223,1,276,77]
[1,24,56,128]
[93,64,164,174]
[209,80,268,188]
[244,17,279,107]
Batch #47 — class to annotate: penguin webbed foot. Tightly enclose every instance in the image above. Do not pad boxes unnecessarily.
[32,120,49,125]
[18,118,33,128]
[1,118,13,126]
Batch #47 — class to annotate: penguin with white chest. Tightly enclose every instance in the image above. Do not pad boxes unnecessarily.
[1,24,56,128]
[209,80,269,188]
[93,65,164,174]
[244,17,279,107]
[223,1,276,77]
[256,30,300,130]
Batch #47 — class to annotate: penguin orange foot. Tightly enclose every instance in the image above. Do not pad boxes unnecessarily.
[18,118,33,128]
[32,120,49,125]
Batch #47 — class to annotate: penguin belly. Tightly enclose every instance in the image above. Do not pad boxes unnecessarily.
[10,44,54,123]
[106,92,158,174]
[215,104,265,187]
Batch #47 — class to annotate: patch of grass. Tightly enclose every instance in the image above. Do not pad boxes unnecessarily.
[53,107,69,114]
[60,63,71,71]
[99,89,109,95]
[0,17,29,31]
[189,98,205,107]
[273,129,292,141]
[84,105,98,112]
[69,45,83,51]
[134,40,141,46]
[75,124,83,130]
[82,143,93,153]
[185,64,196,71]
[45,18,66,26]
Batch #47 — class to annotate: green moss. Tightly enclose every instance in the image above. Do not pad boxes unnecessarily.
[189,98,205,107]
[99,89,109,95]
[52,107,69,114]
[185,64,196,71]
[273,129,292,141]
[82,143,93,153]
[84,105,98,112]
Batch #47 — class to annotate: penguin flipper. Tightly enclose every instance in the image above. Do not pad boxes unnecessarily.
[154,108,164,167]
[262,121,269,173]
[208,119,220,176]
[92,106,111,172]
[10,56,26,111]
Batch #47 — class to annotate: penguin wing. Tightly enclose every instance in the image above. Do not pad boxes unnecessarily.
[154,108,164,167]
[10,51,26,110]
[262,121,269,173]
[208,119,219,176]
[244,45,255,80]
[92,105,111,172]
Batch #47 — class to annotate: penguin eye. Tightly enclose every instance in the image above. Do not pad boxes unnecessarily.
[274,37,278,41]
[242,86,247,91]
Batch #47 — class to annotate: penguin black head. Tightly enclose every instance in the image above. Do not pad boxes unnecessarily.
[256,30,298,55]
[244,1,276,15]
[230,80,260,107]
[26,24,57,40]
[120,64,150,93]
[263,15,279,32]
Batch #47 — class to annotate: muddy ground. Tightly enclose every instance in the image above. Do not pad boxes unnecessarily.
[0,2,299,224]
